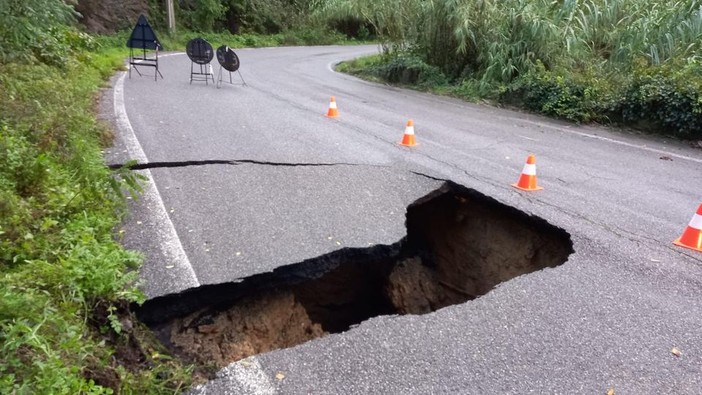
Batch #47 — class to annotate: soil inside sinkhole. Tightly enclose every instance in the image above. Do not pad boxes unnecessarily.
[136,182,573,369]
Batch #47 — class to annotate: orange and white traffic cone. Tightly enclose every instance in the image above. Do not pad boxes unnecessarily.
[326,96,339,118]
[673,203,702,252]
[512,154,543,191]
[400,119,417,147]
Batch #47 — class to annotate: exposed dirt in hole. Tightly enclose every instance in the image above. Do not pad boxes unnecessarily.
[291,253,397,333]
[402,189,573,307]
[161,252,398,367]
[386,257,452,315]
[170,291,325,367]
[138,182,573,369]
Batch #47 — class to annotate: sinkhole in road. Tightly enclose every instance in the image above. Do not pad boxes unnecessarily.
[136,182,573,369]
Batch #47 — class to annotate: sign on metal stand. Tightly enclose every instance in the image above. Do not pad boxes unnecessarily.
[216,46,247,89]
[127,15,163,81]
[186,38,215,85]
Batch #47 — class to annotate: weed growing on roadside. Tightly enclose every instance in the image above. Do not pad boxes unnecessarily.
[0,37,195,395]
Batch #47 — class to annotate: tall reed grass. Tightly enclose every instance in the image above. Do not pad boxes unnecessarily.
[319,0,701,77]
[318,0,702,136]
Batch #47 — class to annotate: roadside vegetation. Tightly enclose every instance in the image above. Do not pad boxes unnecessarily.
[146,0,373,42]
[327,0,702,139]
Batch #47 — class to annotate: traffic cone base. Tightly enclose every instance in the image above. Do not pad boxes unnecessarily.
[512,155,543,191]
[673,238,702,252]
[400,135,417,147]
[400,119,417,147]
[673,204,702,252]
[512,182,544,191]
[326,96,339,118]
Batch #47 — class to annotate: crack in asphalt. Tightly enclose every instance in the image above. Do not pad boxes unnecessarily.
[522,194,643,242]
[519,194,702,263]
[410,171,450,182]
[109,159,376,170]
[521,193,702,264]
[665,245,702,263]
[407,147,507,190]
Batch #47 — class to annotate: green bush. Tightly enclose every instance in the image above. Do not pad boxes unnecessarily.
[448,78,502,102]
[326,16,374,40]
[618,61,702,138]
[506,68,601,123]
[224,0,305,34]
[0,40,192,393]
[0,0,98,67]
[173,0,316,35]
[178,0,227,32]
[280,27,346,46]
[372,55,449,88]
[502,60,702,137]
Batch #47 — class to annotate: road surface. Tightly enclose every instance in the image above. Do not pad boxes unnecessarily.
[104,45,702,394]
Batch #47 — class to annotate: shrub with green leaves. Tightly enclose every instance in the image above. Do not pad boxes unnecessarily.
[509,72,596,122]
[0,0,98,66]
[178,0,227,32]
[617,59,702,138]
[504,62,618,124]
[173,0,320,35]
[0,29,192,395]
[372,55,449,88]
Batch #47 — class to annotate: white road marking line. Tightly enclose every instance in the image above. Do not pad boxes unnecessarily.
[568,129,702,164]
[114,72,200,291]
[127,52,183,69]
[228,357,277,394]
[190,357,277,395]
[517,135,538,141]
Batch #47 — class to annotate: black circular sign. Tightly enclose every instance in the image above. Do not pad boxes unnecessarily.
[216,46,240,72]
[186,38,214,65]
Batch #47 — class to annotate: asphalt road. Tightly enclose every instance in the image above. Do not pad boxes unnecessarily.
[105,45,702,394]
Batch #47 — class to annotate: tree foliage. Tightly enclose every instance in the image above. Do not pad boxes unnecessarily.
[174,0,317,34]
[0,0,95,65]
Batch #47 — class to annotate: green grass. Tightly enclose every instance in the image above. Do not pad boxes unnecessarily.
[0,38,194,394]
[337,54,492,102]
[335,54,386,81]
